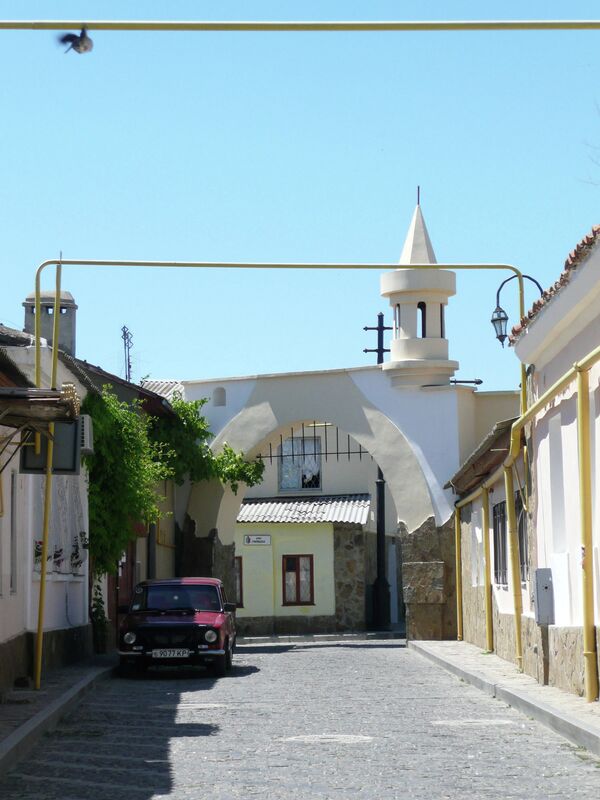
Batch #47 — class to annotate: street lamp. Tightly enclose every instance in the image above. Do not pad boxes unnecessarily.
[491,274,544,347]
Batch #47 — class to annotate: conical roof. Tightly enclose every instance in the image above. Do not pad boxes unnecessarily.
[398,204,437,265]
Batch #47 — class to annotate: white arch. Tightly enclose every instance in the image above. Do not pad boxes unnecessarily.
[209,370,443,532]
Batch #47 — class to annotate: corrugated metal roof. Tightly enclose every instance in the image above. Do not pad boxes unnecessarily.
[237,494,370,526]
[141,379,184,401]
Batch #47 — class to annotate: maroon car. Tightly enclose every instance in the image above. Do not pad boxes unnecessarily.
[118,578,236,676]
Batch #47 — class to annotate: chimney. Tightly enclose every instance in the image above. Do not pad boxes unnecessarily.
[23,291,78,356]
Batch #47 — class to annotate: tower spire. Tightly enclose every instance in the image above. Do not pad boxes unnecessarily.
[398,202,437,265]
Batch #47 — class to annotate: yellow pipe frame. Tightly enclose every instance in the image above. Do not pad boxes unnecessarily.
[455,508,463,641]
[33,265,61,690]
[576,367,599,702]
[31,257,526,687]
[2,20,600,33]
[504,465,523,671]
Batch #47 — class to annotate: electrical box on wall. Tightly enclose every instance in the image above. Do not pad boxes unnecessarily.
[534,568,555,625]
[19,419,81,475]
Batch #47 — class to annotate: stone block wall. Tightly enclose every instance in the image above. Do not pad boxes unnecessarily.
[333,527,367,630]
[235,615,337,637]
[399,516,456,640]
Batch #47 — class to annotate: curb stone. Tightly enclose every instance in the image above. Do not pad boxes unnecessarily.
[0,665,115,778]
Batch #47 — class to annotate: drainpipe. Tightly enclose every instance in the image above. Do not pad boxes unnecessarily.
[576,366,599,702]
[504,465,523,671]
[455,508,463,641]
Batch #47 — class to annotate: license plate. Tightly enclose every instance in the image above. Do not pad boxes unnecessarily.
[151,648,190,658]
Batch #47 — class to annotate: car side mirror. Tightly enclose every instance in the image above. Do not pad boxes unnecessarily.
[223,602,236,613]
[117,604,130,614]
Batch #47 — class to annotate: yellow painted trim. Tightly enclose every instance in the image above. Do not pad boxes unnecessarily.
[504,466,523,671]
[576,367,599,703]
[2,20,600,32]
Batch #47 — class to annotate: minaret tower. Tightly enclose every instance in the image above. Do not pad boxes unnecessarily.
[380,198,458,387]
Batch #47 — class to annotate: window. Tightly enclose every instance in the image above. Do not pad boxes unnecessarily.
[279,436,321,491]
[394,304,401,337]
[440,304,445,338]
[213,387,226,407]
[492,501,507,585]
[234,556,243,607]
[515,492,529,582]
[282,555,314,605]
[417,302,427,337]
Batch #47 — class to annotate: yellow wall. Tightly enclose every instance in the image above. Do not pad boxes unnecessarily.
[234,522,335,619]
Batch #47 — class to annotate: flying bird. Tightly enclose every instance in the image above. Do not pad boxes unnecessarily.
[58,28,93,54]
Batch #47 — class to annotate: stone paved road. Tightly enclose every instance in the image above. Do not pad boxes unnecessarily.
[2,641,600,799]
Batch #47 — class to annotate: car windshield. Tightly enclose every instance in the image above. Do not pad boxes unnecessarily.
[130,585,222,613]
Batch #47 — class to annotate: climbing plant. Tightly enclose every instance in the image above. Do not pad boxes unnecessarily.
[82,388,172,577]
[82,388,264,577]
[150,394,264,492]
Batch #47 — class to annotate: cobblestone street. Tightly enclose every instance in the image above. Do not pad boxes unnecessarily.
[2,640,600,799]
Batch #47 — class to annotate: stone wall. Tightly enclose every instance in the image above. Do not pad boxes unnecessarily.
[0,632,29,697]
[399,516,456,640]
[333,527,367,630]
[235,615,337,637]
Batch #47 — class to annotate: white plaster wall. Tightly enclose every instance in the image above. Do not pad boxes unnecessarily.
[513,251,600,628]
[182,377,258,442]
[0,462,28,645]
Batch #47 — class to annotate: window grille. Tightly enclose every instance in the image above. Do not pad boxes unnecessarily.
[279,436,321,491]
[492,501,507,585]
[515,492,529,582]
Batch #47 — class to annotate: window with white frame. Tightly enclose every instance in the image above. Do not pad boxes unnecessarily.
[492,500,507,585]
[282,555,314,605]
[278,436,321,491]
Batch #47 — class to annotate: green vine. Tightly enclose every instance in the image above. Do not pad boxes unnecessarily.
[82,387,172,577]
[150,394,264,492]
[82,388,263,577]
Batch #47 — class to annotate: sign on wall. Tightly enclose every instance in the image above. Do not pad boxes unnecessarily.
[243,534,272,546]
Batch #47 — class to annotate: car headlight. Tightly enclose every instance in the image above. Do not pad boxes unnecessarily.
[123,632,136,645]
[204,629,218,643]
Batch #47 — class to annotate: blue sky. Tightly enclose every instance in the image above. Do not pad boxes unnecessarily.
[1,1,599,392]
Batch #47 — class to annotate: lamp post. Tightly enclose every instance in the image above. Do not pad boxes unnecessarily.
[491,274,544,347]
[364,312,392,631]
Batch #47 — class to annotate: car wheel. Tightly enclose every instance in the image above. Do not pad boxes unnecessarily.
[212,653,227,677]
[225,640,233,671]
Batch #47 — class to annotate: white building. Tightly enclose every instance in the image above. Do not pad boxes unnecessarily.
[145,204,519,638]
[452,224,600,699]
